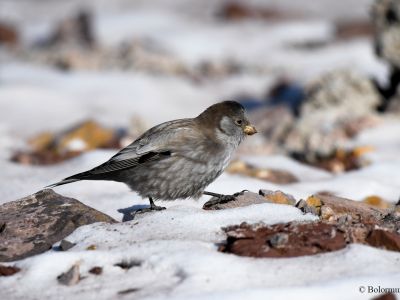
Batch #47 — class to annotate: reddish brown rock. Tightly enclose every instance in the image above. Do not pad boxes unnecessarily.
[335,20,374,40]
[220,222,347,258]
[89,266,102,275]
[217,2,288,21]
[372,293,397,300]
[366,229,400,252]
[0,22,18,45]
[0,265,20,276]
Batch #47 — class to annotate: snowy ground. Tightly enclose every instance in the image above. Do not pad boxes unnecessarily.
[1,0,400,299]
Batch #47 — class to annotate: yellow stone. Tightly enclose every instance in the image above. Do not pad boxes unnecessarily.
[306,195,322,214]
[86,244,97,250]
[58,120,114,153]
[28,132,54,151]
[352,145,375,157]
[263,191,295,205]
[362,195,391,209]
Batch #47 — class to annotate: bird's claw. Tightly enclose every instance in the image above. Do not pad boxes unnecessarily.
[135,205,166,215]
[151,205,167,211]
[233,190,248,197]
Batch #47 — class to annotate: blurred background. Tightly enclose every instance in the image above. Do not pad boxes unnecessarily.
[0,0,399,202]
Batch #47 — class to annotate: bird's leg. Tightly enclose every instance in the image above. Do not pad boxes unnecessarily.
[135,197,166,215]
[148,197,166,211]
[203,190,248,208]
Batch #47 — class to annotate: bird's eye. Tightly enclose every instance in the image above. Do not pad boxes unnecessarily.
[235,119,243,126]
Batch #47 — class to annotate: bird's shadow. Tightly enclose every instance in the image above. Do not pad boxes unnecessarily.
[118,204,150,222]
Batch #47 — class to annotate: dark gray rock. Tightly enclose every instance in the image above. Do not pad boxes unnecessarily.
[0,189,116,262]
[59,239,76,251]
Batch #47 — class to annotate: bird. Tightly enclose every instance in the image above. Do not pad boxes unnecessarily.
[47,101,257,212]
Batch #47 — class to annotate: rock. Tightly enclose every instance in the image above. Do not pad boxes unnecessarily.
[335,20,374,40]
[366,229,400,251]
[303,70,380,120]
[86,245,97,250]
[28,36,189,75]
[372,0,400,69]
[203,191,267,210]
[0,22,19,46]
[0,265,20,276]
[226,160,298,184]
[290,146,373,173]
[285,70,380,154]
[372,293,397,300]
[220,222,347,258]
[11,120,123,165]
[217,2,288,21]
[298,194,388,225]
[259,190,297,205]
[59,240,76,251]
[38,10,95,49]
[363,195,392,209]
[114,260,142,270]
[267,233,289,248]
[89,266,102,275]
[295,193,400,248]
[343,223,371,244]
[57,120,116,153]
[221,215,400,258]
[296,199,320,215]
[0,189,116,262]
[118,288,140,295]
[57,264,80,286]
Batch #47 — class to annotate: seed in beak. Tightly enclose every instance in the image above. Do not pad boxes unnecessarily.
[244,125,257,135]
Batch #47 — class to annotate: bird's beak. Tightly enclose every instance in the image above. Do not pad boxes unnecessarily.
[243,125,257,135]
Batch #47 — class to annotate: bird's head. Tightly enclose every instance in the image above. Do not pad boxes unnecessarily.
[196,101,257,141]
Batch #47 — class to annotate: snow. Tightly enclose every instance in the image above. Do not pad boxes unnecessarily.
[0,0,400,299]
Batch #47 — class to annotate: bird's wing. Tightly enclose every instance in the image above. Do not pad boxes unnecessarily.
[87,118,198,175]
[46,118,203,187]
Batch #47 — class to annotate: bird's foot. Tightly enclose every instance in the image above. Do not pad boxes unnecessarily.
[203,190,248,210]
[135,204,166,215]
[135,197,166,215]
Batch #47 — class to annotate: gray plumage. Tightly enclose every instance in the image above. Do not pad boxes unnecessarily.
[48,101,256,202]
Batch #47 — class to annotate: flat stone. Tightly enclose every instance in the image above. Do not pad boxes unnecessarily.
[203,191,268,210]
[221,222,346,258]
[0,189,116,262]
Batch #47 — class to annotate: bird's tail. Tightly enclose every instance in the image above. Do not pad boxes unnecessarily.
[45,178,81,189]
[45,170,95,189]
